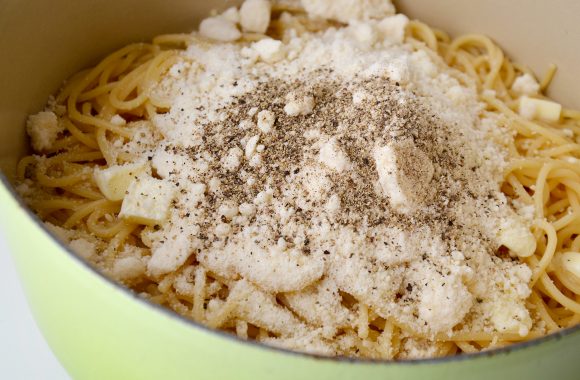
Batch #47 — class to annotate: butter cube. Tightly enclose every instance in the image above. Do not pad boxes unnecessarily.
[94,161,148,201]
[119,176,176,225]
[559,252,580,289]
[519,96,561,122]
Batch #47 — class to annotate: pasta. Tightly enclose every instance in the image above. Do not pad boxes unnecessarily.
[14,1,580,359]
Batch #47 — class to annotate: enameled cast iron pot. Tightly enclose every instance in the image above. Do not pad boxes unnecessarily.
[1,1,579,378]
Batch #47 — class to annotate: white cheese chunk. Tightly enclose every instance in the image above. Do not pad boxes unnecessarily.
[284,277,352,330]
[222,147,243,171]
[519,96,561,122]
[254,188,274,205]
[220,6,240,24]
[558,252,580,290]
[511,73,540,96]
[218,202,239,219]
[252,38,285,63]
[227,279,305,335]
[119,176,176,226]
[94,161,148,201]
[110,115,127,126]
[238,202,256,216]
[325,193,341,214]
[318,138,350,172]
[373,139,434,212]
[240,0,271,34]
[377,14,409,44]
[215,223,232,237]
[257,110,275,133]
[490,296,532,336]
[26,111,63,151]
[497,218,536,258]
[284,93,315,116]
[245,135,260,159]
[248,153,262,167]
[199,16,241,42]
[418,274,473,333]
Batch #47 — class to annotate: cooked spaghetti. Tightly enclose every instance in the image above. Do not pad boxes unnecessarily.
[14,0,580,359]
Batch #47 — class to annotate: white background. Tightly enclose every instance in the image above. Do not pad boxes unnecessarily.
[0,231,70,379]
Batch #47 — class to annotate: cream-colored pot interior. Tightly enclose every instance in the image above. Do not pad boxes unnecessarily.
[0,0,234,170]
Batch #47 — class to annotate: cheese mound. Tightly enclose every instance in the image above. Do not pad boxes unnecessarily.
[133,1,532,356]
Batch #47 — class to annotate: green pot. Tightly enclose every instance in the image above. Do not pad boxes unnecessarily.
[1,1,579,379]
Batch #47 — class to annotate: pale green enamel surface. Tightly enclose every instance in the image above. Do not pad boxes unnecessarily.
[1,182,580,379]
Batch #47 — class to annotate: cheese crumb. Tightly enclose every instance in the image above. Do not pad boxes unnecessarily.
[26,111,63,151]
[373,140,434,212]
[222,147,243,171]
[418,274,473,333]
[215,223,232,237]
[490,296,532,336]
[218,202,239,219]
[245,135,260,159]
[199,17,241,42]
[240,0,271,34]
[257,110,275,133]
[284,93,315,116]
[350,21,378,46]
[220,6,240,24]
[239,202,256,216]
[253,38,285,63]
[511,73,540,96]
[110,115,127,126]
[319,138,350,172]
[497,217,537,257]
[377,14,409,44]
